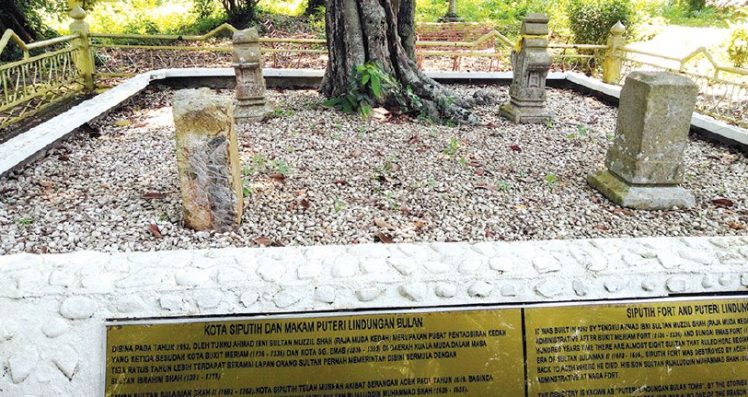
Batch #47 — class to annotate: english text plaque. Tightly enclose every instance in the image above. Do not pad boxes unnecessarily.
[525,298,748,396]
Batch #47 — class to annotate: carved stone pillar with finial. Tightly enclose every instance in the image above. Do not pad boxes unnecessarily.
[68,0,94,92]
[500,14,552,124]
[603,21,627,84]
[232,28,268,123]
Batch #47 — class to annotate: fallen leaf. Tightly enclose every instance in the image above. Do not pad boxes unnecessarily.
[114,119,132,127]
[729,222,745,231]
[467,161,482,168]
[414,220,427,231]
[712,198,735,208]
[408,135,419,145]
[253,236,272,246]
[474,183,492,190]
[148,224,162,239]
[81,123,100,138]
[612,208,635,216]
[269,173,286,182]
[485,228,495,237]
[484,122,497,128]
[38,180,54,188]
[143,192,167,199]
[594,224,610,231]
[374,232,394,244]
[509,144,522,153]
[299,198,311,210]
[58,154,70,161]
[374,218,394,230]
[372,107,390,121]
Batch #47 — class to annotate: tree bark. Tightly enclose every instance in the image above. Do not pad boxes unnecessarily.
[0,0,38,43]
[321,0,476,123]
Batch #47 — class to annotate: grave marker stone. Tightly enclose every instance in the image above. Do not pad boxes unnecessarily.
[500,14,552,124]
[173,88,244,231]
[233,28,268,123]
[589,71,698,210]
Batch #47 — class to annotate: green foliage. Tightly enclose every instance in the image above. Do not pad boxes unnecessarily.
[257,0,307,16]
[333,199,347,213]
[193,0,216,18]
[444,137,461,157]
[323,61,400,117]
[271,159,292,176]
[642,1,737,28]
[267,107,295,119]
[567,0,634,44]
[416,0,558,35]
[681,0,705,12]
[223,0,259,27]
[728,24,748,68]
[544,173,559,188]
[16,216,34,226]
[566,124,590,140]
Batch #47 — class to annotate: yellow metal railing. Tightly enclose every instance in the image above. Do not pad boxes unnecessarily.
[0,32,84,131]
[616,43,748,128]
[2,12,748,132]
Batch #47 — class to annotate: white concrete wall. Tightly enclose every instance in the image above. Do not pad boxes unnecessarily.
[1,236,747,396]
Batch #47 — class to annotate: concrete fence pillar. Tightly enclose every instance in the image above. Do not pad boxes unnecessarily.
[602,21,626,85]
[68,1,95,92]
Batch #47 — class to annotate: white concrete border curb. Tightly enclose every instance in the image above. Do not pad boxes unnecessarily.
[0,236,747,395]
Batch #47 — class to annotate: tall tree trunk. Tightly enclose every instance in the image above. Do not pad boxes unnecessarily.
[321,0,476,123]
[0,0,38,43]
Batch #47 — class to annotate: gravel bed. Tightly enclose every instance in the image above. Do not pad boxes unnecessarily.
[0,86,746,254]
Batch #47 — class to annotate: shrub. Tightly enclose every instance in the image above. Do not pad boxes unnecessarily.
[566,0,634,44]
[681,0,706,12]
[728,25,748,68]
[192,0,216,18]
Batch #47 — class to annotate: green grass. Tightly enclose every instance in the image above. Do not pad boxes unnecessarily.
[257,0,307,16]
[658,4,741,28]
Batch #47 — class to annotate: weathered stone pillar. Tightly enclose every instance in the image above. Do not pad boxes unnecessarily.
[500,14,552,124]
[232,28,268,123]
[173,88,244,231]
[588,71,698,210]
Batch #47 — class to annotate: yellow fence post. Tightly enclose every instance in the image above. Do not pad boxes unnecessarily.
[602,21,626,85]
[68,0,95,91]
